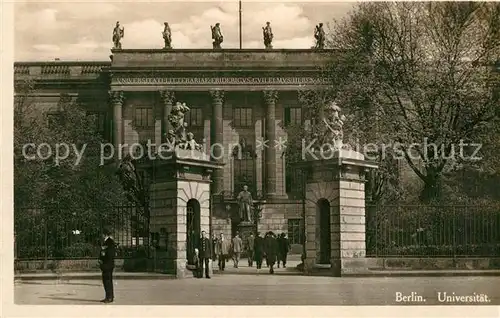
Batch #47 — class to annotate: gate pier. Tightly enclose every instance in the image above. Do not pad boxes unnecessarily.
[143,149,223,278]
[294,149,378,276]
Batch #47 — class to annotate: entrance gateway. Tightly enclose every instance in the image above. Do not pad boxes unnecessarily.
[107,49,377,277]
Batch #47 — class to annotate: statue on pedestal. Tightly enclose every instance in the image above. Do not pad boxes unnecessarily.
[166,130,176,149]
[116,154,141,203]
[262,22,273,49]
[112,21,125,49]
[314,23,325,49]
[168,102,190,145]
[211,23,223,49]
[162,22,172,49]
[237,185,253,223]
[323,101,346,150]
[182,132,202,151]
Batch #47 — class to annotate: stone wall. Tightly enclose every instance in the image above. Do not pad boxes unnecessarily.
[258,202,302,235]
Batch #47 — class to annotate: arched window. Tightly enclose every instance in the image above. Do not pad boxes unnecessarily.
[232,137,257,196]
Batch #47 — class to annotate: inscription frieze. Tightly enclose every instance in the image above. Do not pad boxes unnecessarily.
[112,77,328,86]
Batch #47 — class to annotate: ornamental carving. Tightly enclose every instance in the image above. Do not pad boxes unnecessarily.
[209,90,224,103]
[263,90,278,104]
[113,77,328,86]
[159,91,175,104]
[109,91,124,104]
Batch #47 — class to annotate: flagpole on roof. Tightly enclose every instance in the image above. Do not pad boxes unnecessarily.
[239,0,242,49]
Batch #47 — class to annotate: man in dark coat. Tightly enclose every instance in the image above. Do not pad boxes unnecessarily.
[98,228,116,303]
[197,230,211,279]
[277,233,291,268]
[246,233,255,267]
[264,231,278,274]
[254,232,264,269]
[211,233,218,261]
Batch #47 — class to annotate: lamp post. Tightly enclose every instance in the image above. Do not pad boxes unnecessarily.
[253,201,265,235]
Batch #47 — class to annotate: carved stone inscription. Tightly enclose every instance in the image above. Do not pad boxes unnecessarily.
[113,77,328,85]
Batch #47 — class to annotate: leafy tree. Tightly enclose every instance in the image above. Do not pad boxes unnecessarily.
[326,2,500,202]
[14,80,128,258]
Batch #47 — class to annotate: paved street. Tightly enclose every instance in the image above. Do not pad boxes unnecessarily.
[15,274,500,305]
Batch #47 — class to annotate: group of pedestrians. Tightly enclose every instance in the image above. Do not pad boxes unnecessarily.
[96,228,293,303]
[210,231,291,274]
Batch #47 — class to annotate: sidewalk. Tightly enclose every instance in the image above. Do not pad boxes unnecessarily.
[14,256,500,280]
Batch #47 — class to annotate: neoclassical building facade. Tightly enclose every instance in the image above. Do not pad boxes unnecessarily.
[15,49,335,244]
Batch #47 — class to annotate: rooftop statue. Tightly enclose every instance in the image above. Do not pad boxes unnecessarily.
[262,22,273,49]
[211,23,223,49]
[162,22,172,49]
[314,23,325,49]
[323,101,347,150]
[112,21,125,49]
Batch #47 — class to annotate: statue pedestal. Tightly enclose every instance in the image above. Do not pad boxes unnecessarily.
[294,149,377,276]
[141,149,223,278]
[236,221,254,258]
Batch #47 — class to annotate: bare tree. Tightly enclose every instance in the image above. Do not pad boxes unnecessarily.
[328,2,500,202]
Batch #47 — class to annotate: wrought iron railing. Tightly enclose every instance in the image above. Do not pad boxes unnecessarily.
[366,204,500,258]
[14,204,149,260]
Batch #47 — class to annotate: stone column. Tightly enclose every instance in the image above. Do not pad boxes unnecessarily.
[209,90,224,194]
[109,90,124,155]
[160,91,175,141]
[263,90,278,198]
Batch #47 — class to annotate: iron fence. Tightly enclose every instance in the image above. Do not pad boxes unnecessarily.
[14,204,150,260]
[366,204,500,258]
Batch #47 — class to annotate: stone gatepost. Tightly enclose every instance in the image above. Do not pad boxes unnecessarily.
[293,102,378,276]
[297,149,377,276]
[144,149,223,278]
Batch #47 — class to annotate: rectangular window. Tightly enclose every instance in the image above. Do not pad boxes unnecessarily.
[288,219,304,245]
[46,112,62,129]
[185,108,203,127]
[233,158,255,195]
[134,108,154,128]
[285,165,304,197]
[87,112,106,135]
[233,108,253,127]
[284,107,302,126]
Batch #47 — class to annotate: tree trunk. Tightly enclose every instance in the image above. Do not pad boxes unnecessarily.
[420,169,443,203]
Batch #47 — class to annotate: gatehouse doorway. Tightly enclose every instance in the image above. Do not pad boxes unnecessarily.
[317,198,331,264]
[186,199,201,265]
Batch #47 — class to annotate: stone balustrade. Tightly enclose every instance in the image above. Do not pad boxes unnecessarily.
[109,48,337,69]
[13,62,111,80]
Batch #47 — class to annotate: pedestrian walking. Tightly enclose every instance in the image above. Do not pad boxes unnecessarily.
[216,233,230,271]
[231,232,243,268]
[264,231,278,274]
[211,233,218,261]
[193,248,202,278]
[277,233,291,268]
[246,233,255,267]
[197,230,211,279]
[98,228,116,303]
[232,232,243,268]
[254,232,264,269]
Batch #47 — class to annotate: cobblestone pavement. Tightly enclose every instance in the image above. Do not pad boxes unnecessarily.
[14,275,500,306]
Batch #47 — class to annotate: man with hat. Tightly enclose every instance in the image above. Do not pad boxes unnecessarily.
[264,231,278,274]
[254,232,264,269]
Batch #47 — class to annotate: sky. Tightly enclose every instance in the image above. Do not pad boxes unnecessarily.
[14,2,355,61]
